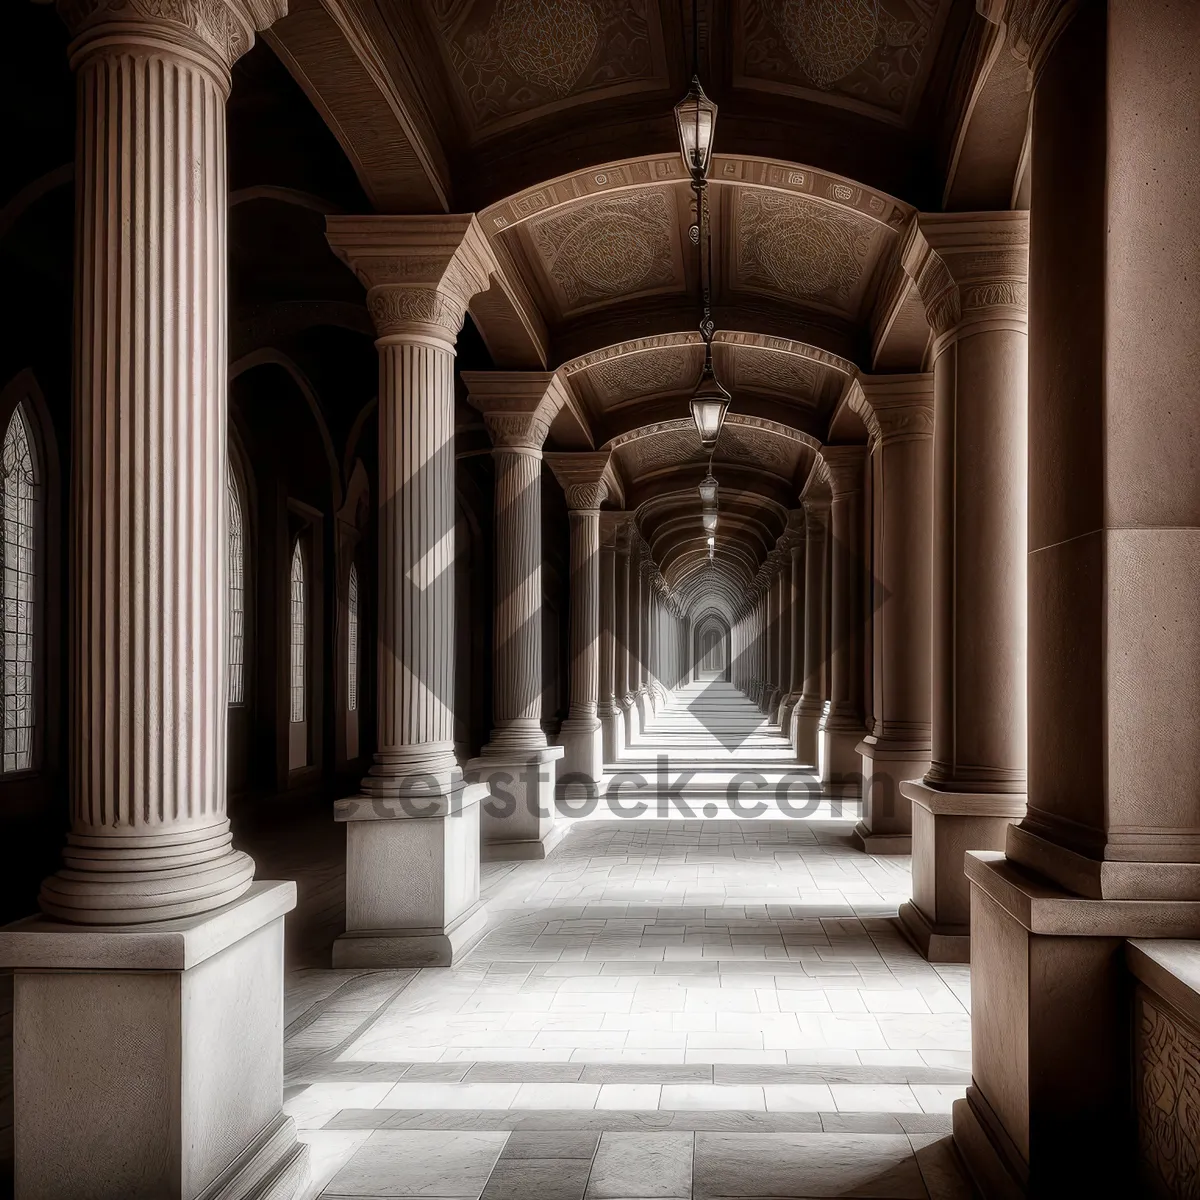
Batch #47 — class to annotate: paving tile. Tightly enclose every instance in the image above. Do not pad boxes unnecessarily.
[692,1131,927,1198]
[585,1132,694,1198]
[322,1129,509,1197]
[479,1157,593,1200]
[501,1131,602,1159]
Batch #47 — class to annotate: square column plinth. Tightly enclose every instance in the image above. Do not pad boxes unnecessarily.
[557,718,604,789]
[953,852,1200,1199]
[334,785,488,967]
[852,739,930,855]
[897,781,1026,963]
[0,882,307,1200]
[468,747,566,861]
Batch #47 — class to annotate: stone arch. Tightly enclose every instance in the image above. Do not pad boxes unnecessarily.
[693,610,732,682]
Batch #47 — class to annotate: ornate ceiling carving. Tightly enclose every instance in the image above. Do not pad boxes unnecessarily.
[734,0,952,127]
[588,346,697,402]
[526,187,681,312]
[733,190,874,312]
[732,345,818,401]
[425,0,668,137]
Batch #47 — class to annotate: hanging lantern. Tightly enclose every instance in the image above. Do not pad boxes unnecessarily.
[689,364,731,450]
[674,76,718,179]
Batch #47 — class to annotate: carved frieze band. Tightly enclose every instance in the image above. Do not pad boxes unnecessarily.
[484,412,552,453]
[368,287,469,339]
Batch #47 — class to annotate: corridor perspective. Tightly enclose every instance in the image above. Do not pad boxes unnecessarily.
[281,688,972,1199]
[3,2,1200,1198]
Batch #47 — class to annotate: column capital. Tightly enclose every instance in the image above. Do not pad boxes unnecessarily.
[463,371,571,453]
[59,0,287,72]
[902,212,1030,353]
[326,215,496,345]
[848,374,935,449]
[545,450,623,512]
[818,445,866,497]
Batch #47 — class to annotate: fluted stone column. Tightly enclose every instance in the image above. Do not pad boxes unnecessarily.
[598,513,627,763]
[635,550,653,733]
[464,374,568,860]
[790,496,830,764]
[849,377,935,854]
[818,447,868,786]
[955,5,1200,1193]
[778,512,807,730]
[325,216,497,965]
[896,211,1029,962]
[761,557,781,715]
[547,452,618,788]
[617,528,637,749]
[0,5,309,1197]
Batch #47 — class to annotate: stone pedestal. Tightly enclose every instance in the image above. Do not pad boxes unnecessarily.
[897,783,1027,959]
[848,376,935,855]
[898,210,1029,956]
[327,215,498,959]
[468,748,566,860]
[791,497,829,765]
[334,787,489,965]
[853,742,929,855]
[0,883,307,1200]
[953,852,1200,1198]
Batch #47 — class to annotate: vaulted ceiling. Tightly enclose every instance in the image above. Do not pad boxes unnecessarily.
[263,0,1032,609]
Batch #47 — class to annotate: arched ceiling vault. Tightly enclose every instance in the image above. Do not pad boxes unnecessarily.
[266,0,1005,216]
[259,0,1043,611]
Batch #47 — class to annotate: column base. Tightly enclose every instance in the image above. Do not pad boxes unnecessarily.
[791,700,821,767]
[636,690,651,734]
[335,783,486,967]
[900,780,1026,961]
[1007,821,1200,900]
[333,899,489,968]
[469,747,564,859]
[896,899,969,963]
[852,823,913,855]
[852,738,930,854]
[0,882,307,1200]
[620,699,637,750]
[481,821,570,863]
[600,707,622,766]
[557,716,603,787]
[954,851,1200,1198]
[818,718,865,786]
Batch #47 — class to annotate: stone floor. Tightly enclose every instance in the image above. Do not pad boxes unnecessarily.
[284,683,975,1199]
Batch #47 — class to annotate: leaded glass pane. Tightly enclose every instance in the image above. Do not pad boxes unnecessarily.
[1,404,37,774]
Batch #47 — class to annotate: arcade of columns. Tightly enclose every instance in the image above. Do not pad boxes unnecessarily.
[2,1,1200,1198]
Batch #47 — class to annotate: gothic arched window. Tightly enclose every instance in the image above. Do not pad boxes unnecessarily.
[1,404,38,773]
[289,540,306,725]
[227,461,246,705]
[347,562,359,713]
